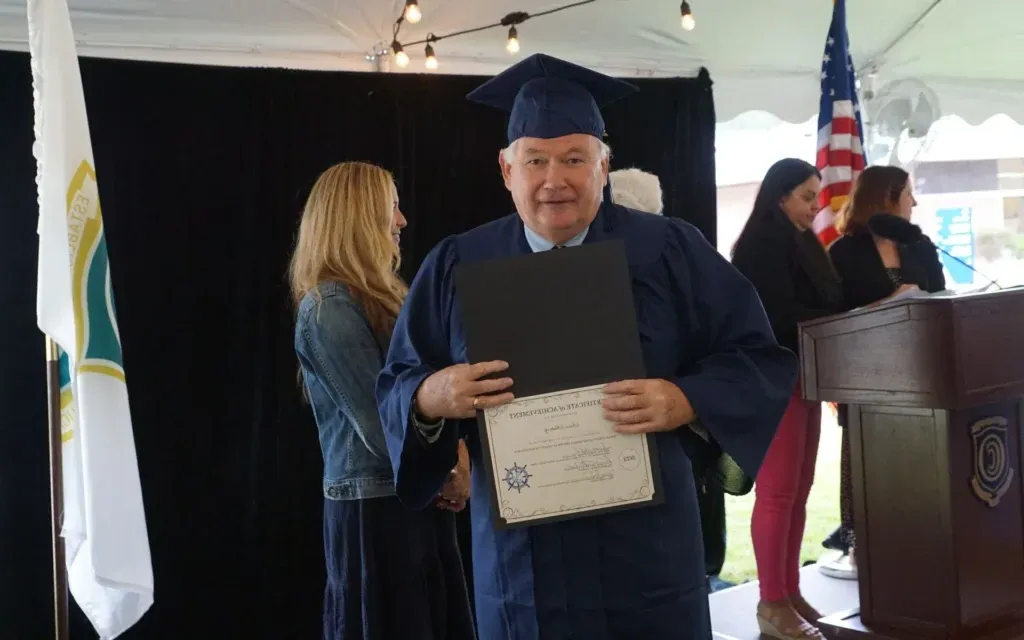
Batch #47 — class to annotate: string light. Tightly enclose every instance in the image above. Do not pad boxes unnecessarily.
[680,1,695,30]
[388,1,596,69]
[506,26,520,54]
[404,0,422,24]
[390,40,410,67]
[425,41,438,70]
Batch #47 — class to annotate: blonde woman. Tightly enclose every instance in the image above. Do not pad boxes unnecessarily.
[289,162,475,640]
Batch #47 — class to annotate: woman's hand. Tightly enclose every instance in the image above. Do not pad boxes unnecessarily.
[436,439,471,512]
[868,283,920,308]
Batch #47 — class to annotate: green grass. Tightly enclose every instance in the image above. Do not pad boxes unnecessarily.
[719,407,843,585]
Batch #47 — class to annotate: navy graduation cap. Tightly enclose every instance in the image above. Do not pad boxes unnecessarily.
[466,53,639,144]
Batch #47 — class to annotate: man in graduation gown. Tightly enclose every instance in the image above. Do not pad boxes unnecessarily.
[376,53,798,639]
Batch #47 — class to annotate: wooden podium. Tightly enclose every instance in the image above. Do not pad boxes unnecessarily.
[798,289,1024,640]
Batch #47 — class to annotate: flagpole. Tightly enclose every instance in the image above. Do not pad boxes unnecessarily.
[45,336,70,640]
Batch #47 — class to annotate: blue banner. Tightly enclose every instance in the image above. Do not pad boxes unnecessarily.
[934,207,975,285]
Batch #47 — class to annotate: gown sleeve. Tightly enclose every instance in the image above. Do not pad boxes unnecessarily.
[666,221,799,478]
[375,239,463,509]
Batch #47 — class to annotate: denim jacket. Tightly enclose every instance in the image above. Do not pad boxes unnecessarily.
[295,282,396,500]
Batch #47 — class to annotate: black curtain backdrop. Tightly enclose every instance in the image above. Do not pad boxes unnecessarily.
[0,50,716,639]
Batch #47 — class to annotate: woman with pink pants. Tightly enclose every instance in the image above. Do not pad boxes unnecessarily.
[731,158,845,640]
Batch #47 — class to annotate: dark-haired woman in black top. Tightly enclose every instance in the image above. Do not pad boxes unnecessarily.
[732,158,845,640]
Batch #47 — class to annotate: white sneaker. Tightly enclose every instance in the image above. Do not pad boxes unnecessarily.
[818,553,858,580]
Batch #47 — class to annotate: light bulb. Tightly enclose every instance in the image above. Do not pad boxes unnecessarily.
[391,41,409,68]
[680,1,695,31]
[506,26,520,54]
[425,44,438,70]
[404,1,421,24]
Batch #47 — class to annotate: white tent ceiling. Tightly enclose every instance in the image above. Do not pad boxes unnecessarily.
[1,0,1022,125]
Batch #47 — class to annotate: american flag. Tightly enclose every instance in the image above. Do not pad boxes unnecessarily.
[814,0,866,246]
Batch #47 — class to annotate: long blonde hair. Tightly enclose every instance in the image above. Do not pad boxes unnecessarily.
[288,161,407,340]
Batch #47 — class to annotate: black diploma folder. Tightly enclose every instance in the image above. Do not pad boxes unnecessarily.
[454,239,664,528]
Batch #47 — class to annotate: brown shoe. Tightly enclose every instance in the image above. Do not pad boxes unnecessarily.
[757,601,826,640]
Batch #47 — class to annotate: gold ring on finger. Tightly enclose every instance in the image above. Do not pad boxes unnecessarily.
[473,397,479,409]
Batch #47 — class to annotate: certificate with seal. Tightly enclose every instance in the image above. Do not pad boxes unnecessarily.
[482,385,656,526]
[454,239,664,528]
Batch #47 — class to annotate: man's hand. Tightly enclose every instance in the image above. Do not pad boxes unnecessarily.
[415,361,514,421]
[436,439,471,512]
[601,379,695,434]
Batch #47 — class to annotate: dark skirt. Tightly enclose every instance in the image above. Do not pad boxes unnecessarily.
[839,429,856,547]
[323,496,476,640]
[835,404,856,548]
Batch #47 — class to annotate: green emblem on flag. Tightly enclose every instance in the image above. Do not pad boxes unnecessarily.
[67,160,125,381]
[58,348,75,442]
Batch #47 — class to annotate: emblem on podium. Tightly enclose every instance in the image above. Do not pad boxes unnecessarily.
[969,417,1015,508]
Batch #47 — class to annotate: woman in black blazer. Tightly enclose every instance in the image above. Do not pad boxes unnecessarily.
[820,165,946,581]
[732,158,845,640]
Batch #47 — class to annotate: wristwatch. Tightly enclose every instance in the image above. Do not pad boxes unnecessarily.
[411,398,445,442]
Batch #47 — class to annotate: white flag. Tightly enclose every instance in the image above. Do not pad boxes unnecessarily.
[28,0,154,637]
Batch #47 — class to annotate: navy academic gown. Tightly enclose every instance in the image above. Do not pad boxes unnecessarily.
[376,202,797,640]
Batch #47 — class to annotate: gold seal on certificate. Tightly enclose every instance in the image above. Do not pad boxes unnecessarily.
[482,384,656,526]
